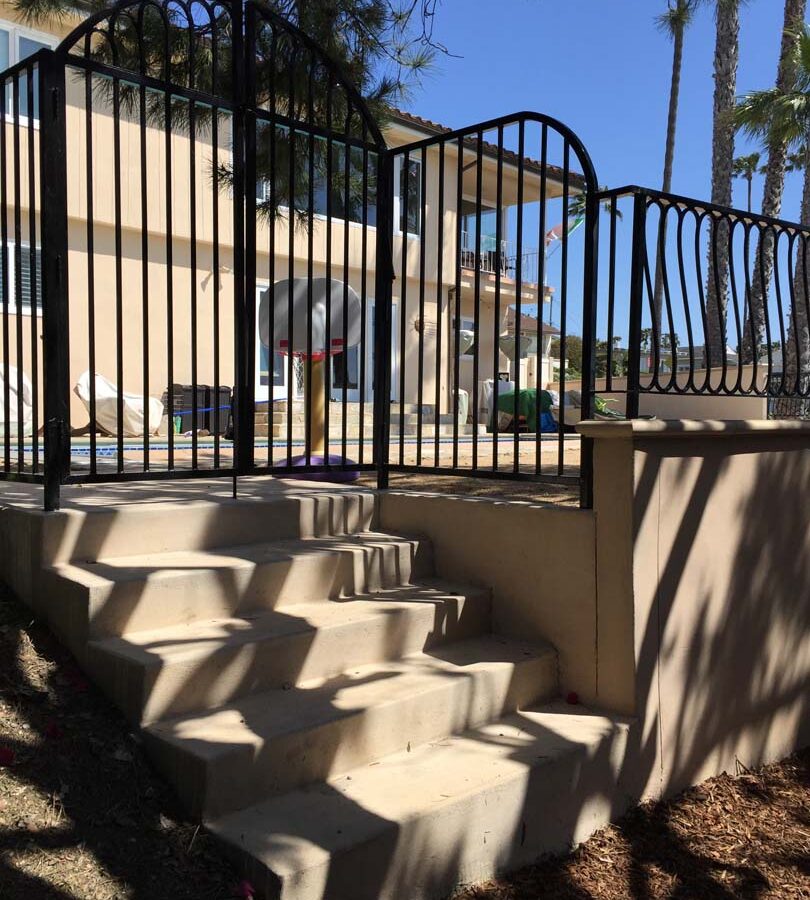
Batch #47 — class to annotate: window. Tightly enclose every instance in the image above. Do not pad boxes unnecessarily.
[0,21,57,120]
[394,155,421,236]
[0,244,42,316]
[255,125,378,228]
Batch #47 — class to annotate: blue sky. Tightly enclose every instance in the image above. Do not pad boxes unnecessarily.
[401,0,806,340]
[405,0,804,220]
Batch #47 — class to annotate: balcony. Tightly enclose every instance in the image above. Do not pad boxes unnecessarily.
[459,231,540,285]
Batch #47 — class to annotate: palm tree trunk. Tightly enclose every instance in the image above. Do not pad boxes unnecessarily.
[742,0,807,363]
[653,19,686,353]
[785,138,810,391]
[747,174,752,213]
[705,0,740,370]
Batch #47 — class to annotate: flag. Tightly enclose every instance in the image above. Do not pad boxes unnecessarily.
[544,215,584,248]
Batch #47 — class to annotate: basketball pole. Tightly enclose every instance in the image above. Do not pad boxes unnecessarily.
[309,357,326,454]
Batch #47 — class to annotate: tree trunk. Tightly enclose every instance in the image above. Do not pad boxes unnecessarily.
[653,19,685,353]
[705,0,740,370]
[742,0,807,363]
[747,174,752,213]
[785,138,810,392]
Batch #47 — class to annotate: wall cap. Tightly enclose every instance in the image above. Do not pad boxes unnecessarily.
[576,418,810,440]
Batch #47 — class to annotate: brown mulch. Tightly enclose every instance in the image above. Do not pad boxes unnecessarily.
[0,585,238,899]
[456,751,810,899]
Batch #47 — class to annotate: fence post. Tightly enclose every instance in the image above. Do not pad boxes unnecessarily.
[373,150,395,489]
[578,187,599,509]
[626,190,647,420]
[232,0,253,479]
[39,51,70,512]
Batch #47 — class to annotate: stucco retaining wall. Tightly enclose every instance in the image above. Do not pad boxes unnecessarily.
[581,418,810,797]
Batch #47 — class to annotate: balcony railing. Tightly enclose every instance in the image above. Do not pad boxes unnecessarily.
[460,232,540,285]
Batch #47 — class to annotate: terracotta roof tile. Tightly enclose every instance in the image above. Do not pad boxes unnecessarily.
[388,109,585,189]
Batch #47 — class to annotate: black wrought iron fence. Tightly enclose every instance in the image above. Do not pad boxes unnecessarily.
[382,114,598,503]
[5,2,810,514]
[595,185,810,418]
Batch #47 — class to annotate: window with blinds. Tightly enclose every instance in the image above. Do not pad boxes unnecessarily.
[0,245,42,314]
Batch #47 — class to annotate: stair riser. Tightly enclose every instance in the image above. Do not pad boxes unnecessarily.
[148,652,557,819]
[39,492,377,566]
[89,589,491,726]
[89,540,434,638]
[222,717,631,900]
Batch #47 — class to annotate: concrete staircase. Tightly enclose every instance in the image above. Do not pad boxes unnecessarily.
[256,401,477,439]
[28,485,631,900]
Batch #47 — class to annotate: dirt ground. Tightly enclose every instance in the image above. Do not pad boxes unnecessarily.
[1,579,806,900]
[456,751,810,900]
[0,586,238,899]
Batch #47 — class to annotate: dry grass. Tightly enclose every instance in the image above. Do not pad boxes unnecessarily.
[456,751,810,900]
[0,585,237,899]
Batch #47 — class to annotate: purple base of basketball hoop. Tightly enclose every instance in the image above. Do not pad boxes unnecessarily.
[274,455,359,483]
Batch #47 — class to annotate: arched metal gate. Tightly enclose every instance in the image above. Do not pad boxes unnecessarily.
[0,0,599,509]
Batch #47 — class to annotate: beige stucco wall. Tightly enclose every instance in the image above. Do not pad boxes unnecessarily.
[581,418,810,798]
[378,492,600,703]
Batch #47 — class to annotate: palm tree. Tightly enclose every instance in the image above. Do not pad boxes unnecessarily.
[704,0,742,368]
[735,0,807,362]
[736,24,810,386]
[653,1,697,337]
[732,152,762,211]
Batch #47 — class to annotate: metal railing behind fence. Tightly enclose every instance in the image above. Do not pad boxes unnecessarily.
[596,185,810,417]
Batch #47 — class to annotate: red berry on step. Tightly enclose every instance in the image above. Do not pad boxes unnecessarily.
[0,747,15,766]
[566,691,579,705]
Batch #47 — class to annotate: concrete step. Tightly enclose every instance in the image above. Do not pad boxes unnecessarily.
[208,703,632,900]
[87,581,491,725]
[143,635,558,819]
[38,488,377,566]
[43,532,434,647]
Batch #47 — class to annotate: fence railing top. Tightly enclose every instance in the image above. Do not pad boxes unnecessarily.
[597,183,810,236]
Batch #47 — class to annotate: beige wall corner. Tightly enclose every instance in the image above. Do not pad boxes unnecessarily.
[377,492,599,704]
[581,418,810,799]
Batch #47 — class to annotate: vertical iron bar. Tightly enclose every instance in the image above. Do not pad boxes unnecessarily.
[578,162,599,508]
[626,191,648,419]
[373,150,394,488]
[556,142,570,476]
[512,122,525,475]
[189,98,199,468]
[112,75,124,472]
[40,52,70,510]
[139,81,150,469]
[1,71,9,473]
[433,142,444,467]
[398,151,408,466]
[472,130,483,471]
[13,75,22,472]
[492,125,503,473]
[233,0,251,477]
[27,65,38,473]
[416,148,426,464]
[452,136,463,469]
[535,124,548,477]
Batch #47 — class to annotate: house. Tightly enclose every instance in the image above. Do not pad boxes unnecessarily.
[0,1,577,437]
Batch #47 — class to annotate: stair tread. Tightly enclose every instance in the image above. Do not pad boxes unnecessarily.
[89,581,488,666]
[49,532,424,585]
[207,703,631,873]
[145,635,555,758]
